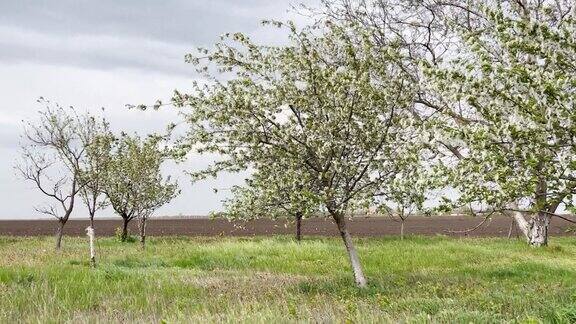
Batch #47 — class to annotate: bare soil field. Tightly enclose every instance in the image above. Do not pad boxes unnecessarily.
[0,215,574,238]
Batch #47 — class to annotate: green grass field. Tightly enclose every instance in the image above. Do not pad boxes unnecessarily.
[1,235,576,323]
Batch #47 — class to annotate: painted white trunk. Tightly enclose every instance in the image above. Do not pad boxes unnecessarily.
[510,210,529,238]
[527,213,550,247]
[86,226,96,267]
[509,210,550,246]
[334,214,367,288]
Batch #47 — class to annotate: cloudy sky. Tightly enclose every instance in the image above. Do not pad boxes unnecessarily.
[0,0,315,219]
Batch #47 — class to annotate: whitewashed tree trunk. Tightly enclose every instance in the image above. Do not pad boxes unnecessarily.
[85,226,96,267]
[509,210,550,246]
[527,212,550,247]
[333,213,367,288]
[510,210,529,238]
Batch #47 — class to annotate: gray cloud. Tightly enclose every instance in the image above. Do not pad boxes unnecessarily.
[0,0,290,44]
[0,0,310,76]
[0,26,193,77]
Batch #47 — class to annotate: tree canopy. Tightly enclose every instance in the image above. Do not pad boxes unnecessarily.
[17,100,87,249]
[173,21,424,286]
[103,134,179,243]
[422,2,576,245]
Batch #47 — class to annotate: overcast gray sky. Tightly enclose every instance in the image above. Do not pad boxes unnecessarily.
[0,0,314,219]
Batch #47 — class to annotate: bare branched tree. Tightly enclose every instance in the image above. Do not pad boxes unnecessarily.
[16,99,85,249]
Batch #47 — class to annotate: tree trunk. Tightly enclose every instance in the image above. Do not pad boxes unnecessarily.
[510,210,529,238]
[89,213,95,229]
[121,218,129,242]
[509,210,550,246]
[333,213,367,288]
[507,217,514,239]
[55,219,65,250]
[139,217,147,249]
[400,220,405,240]
[527,212,550,247]
[86,226,96,268]
[295,212,303,242]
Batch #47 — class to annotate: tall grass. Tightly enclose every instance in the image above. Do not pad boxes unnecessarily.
[1,235,575,323]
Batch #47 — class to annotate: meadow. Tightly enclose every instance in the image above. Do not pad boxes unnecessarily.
[1,235,576,323]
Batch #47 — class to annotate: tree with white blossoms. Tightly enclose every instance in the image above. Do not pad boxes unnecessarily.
[318,0,576,246]
[172,21,419,287]
[375,163,429,240]
[16,100,86,250]
[103,134,179,247]
[422,2,576,246]
[222,165,321,242]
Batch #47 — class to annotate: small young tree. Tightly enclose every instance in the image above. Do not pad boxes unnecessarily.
[103,134,179,246]
[16,99,85,249]
[78,112,114,228]
[223,167,320,242]
[375,164,428,240]
[379,194,420,241]
[172,22,418,287]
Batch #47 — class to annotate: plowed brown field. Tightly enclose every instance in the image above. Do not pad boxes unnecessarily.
[1,215,574,238]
